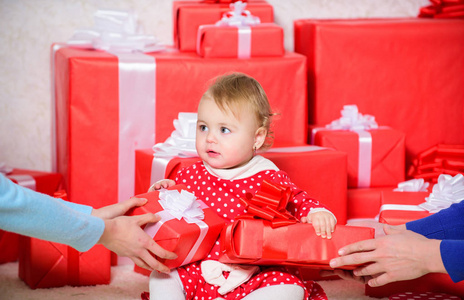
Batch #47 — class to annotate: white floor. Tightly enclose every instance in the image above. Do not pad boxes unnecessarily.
[0,262,385,300]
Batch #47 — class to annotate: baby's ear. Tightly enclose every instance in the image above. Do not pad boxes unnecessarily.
[254,127,267,150]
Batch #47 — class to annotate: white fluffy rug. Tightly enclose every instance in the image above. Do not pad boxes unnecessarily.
[0,262,385,300]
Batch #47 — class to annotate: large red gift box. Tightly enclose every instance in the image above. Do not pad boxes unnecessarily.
[1,169,63,264]
[347,187,396,220]
[127,186,225,275]
[197,23,284,58]
[174,0,273,51]
[135,146,348,224]
[294,19,464,170]
[18,237,110,289]
[53,47,306,208]
[219,220,374,267]
[312,128,405,188]
[378,190,433,225]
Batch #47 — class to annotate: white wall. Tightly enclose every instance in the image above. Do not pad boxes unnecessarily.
[0,0,428,171]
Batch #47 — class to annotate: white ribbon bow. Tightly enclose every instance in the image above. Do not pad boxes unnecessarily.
[215,1,261,27]
[394,178,430,192]
[159,189,204,223]
[326,105,378,131]
[152,113,198,158]
[419,174,464,213]
[67,9,164,53]
[0,162,13,175]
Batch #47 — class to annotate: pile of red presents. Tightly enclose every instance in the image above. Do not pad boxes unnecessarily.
[2,0,463,298]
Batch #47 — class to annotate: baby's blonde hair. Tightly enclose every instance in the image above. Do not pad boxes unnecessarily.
[202,72,274,150]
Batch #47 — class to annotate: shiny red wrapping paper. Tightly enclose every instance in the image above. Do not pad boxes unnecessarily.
[408,144,464,184]
[18,238,109,289]
[127,186,225,275]
[1,169,63,264]
[378,191,433,225]
[295,19,464,171]
[53,47,306,208]
[219,219,374,268]
[312,128,405,188]
[135,146,348,224]
[174,0,273,51]
[197,23,284,58]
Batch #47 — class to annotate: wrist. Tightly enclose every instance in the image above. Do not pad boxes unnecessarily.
[426,239,447,274]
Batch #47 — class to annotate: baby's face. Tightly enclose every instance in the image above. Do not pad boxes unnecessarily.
[196,97,259,169]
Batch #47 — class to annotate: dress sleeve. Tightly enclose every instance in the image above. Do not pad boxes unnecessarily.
[0,174,104,252]
[271,171,329,220]
[406,202,464,283]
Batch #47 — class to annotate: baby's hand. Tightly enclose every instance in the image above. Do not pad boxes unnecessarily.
[148,179,176,192]
[301,211,336,239]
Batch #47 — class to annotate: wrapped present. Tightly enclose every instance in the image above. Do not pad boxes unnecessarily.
[408,144,464,184]
[52,41,306,208]
[219,180,374,267]
[174,0,273,51]
[365,273,464,298]
[294,18,464,171]
[197,2,284,58]
[127,186,225,275]
[18,237,110,289]
[311,105,405,188]
[135,145,348,224]
[0,166,63,264]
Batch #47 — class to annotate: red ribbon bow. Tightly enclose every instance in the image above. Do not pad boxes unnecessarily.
[238,180,297,228]
[419,0,464,18]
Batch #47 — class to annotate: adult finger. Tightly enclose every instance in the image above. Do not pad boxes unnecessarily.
[138,250,172,274]
[134,213,161,227]
[337,238,378,256]
[330,251,376,269]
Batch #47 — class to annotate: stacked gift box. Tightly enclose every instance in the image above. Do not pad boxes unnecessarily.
[14,0,462,296]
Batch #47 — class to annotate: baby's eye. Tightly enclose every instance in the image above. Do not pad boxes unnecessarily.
[199,124,208,132]
[220,127,231,134]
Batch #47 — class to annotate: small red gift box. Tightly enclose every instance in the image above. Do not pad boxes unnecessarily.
[219,180,374,267]
[197,23,284,58]
[1,169,62,264]
[347,187,397,220]
[219,219,374,268]
[127,186,225,275]
[378,191,433,225]
[174,0,273,51]
[18,237,110,289]
[135,145,348,224]
[312,127,405,188]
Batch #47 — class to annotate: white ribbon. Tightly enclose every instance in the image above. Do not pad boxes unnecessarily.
[150,113,198,186]
[7,174,36,191]
[144,190,209,267]
[67,9,164,53]
[379,204,426,213]
[420,174,464,213]
[324,105,378,187]
[394,178,430,192]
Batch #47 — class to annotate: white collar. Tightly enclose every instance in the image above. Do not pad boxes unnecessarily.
[203,155,279,180]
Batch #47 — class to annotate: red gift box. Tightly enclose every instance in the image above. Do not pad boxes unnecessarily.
[1,169,62,264]
[312,127,405,188]
[347,187,396,220]
[135,145,348,224]
[378,191,433,225]
[18,237,110,289]
[53,47,306,208]
[174,0,273,51]
[197,23,284,58]
[127,186,225,275]
[295,19,464,171]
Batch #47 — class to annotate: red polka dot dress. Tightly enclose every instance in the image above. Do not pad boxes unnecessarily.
[175,159,329,300]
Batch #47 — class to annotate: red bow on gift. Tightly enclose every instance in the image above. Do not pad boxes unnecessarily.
[238,180,297,228]
[419,0,464,18]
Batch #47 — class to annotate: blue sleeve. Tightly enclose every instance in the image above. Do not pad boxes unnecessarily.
[406,201,464,282]
[0,174,104,252]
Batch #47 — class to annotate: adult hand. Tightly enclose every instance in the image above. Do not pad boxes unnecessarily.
[93,197,177,273]
[328,224,446,287]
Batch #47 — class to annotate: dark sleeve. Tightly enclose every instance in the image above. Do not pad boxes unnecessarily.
[406,201,464,283]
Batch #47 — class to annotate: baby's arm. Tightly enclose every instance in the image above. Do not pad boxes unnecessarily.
[148,179,176,192]
[301,209,337,239]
